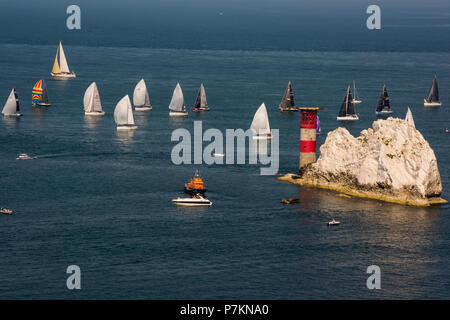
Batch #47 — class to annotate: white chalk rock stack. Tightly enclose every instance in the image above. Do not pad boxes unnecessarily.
[304,117,442,199]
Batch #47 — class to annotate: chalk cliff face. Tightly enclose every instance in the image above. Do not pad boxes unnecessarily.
[281,118,445,205]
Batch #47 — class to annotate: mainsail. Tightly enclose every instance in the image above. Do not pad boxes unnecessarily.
[114,95,135,126]
[83,82,103,113]
[193,84,208,109]
[338,86,356,117]
[169,83,186,112]
[2,88,20,115]
[405,107,415,128]
[353,80,360,100]
[250,103,271,135]
[133,79,151,108]
[426,75,440,103]
[376,85,391,112]
[316,115,321,133]
[32,79,49,104]
[279,81,296,110]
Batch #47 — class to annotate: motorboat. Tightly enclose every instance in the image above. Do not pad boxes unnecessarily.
[0,208,13,215]
[172,194,212,206]
[327,219,341,226]
[17,153,32,160]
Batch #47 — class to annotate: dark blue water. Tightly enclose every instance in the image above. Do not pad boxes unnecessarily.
[1,44,449,299]
[1,0,450,299]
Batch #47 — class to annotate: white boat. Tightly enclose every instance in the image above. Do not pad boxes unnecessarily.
[114,95,137,130]
[172,194,213,206]
[352,80,362,104]
[278,81,298,112]
[0,208,13,215]
[17,153,32,160]
[250,102,272,139]
[133,79,152,111]
[169,83,188,116]
[213,153,225,157]
[192,83,210,111]
[50,41,76,80]
[327,219,341,226]
[424,74,442,107]
[337,86,359,121]
[2,88,22,117]
[405,106,415,128]
[83,82,105,116]
[375,85,393,115]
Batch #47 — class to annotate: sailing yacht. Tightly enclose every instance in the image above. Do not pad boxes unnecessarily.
[114,95,137,130]
[51,41,76,80]
[250,102,272,139]
[424,74,442,107]
[32,79,51,107]
[375,85,393,115]
[192,83,210,111]
[278,81,297,111]
[83,82,105,115]
[405,107,415,127]
[352,81,362,104]
[133,79,152,111]
[2,88,22,117]
[337,86,358,121]
[316,115,321,134]
[169,83,188,116]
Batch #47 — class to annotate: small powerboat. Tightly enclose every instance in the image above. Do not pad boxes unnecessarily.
[184,170,207,195]
[327,219,341,226]
[17,153,32,160]
[281,198,300,204]
[172,194,212,206]
[213,153,225,157]
[445,128,450,133]
[0,208,13,215]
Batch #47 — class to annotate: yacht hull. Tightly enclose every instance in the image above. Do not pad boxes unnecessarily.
[337,116,359,121]
[117,125,138,131]
[51,72,76,80]
[85,111,105,116]
[169,111,188,116]
[424,99,442,107]
[135,106,152,111]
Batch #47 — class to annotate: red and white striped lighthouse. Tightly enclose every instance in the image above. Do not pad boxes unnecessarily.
[299,107,321,171]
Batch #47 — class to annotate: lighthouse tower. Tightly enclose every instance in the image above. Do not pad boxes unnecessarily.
[299,107,321,171]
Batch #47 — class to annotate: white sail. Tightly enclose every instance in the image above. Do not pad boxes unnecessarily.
[83,82,103,113]
[114,95,135,125]
[133,79,151,107]
[58,41,70,73]
[169,83,185,112]
[250,102,271,135]
[405,107,415,128]
[2,88,19,115]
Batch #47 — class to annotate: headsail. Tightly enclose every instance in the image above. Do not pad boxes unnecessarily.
[426,74,440,103]
[250,102,271,135]
[114,95,135,125]
[83,82,103,113]
[338,86,355,116]
[316,115,321,133]
[279,81,295,110]
[405,107,415,128]
[194,84,208,109]
[376,85,391,112]
[133,79,151,108]
[169,83,185,112]
[51,48,61,74]
[2,88,20,115]
[353,80,359,100]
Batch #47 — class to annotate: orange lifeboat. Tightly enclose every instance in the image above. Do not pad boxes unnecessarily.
[184,170,207,195]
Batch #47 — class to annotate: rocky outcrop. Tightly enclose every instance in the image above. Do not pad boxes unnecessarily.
[280,118,446,206]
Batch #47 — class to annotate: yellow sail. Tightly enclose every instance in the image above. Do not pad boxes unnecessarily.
[51,48,61,74]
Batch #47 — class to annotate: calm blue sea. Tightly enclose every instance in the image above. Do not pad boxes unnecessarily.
[1,0,450,299]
